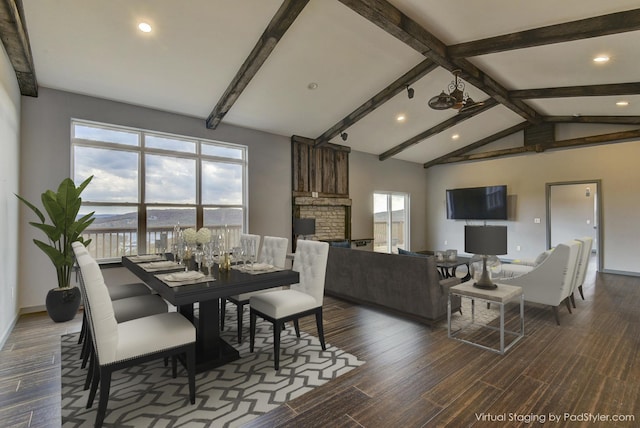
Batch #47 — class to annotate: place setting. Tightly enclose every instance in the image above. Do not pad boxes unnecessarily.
[127,253,165,263]
[156,270,212,287]
[232,261,282,274]
[138,259,183,272]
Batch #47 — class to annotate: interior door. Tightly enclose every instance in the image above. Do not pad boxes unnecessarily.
[546,180,601,271]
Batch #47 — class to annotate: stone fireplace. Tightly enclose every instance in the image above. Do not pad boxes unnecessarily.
[291,136,351,247]
[293,196,351,242]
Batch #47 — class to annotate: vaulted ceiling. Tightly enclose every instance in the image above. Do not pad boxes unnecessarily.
[3,0,640,167]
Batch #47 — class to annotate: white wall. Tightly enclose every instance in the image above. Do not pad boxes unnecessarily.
[19,88,291,311]
[18,88,640,315]
[0,44,22,346]
[425,133,640,275]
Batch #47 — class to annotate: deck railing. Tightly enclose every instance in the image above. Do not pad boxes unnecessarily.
[373,221,405,252]
[82,225,243,261]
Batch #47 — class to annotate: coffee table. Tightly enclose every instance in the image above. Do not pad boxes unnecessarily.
[447,280,524,354]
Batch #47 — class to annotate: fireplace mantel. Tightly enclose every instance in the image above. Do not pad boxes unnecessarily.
[295,196,352,207]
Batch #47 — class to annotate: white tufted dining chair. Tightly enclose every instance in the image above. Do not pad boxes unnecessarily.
[249,239,329,369]
[258,236,289,267]
[73,244,196,427]
[72,243,169,382]
[222,236,289,343]
[240,233,261,257]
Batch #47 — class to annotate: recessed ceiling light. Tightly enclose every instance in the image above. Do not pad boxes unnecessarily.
[138,22,152,33]
[451,134,460,140]
[396,114,406,122]
[593,55,609,63]
[616,101,629,107]
[307,82,318,90]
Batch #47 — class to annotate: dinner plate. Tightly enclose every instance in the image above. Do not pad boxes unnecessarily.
[248,263,274,271]
[164,271,205,282]
[146,261,178,268]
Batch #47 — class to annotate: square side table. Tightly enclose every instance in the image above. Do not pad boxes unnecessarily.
[448,281,524,354]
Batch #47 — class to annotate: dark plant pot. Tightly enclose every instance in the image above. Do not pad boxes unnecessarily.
[46,287,82,323]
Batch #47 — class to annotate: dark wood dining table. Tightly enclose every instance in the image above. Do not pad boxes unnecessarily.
[122,256,300,373]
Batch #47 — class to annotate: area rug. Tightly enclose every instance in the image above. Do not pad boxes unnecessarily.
[61,309,365,427]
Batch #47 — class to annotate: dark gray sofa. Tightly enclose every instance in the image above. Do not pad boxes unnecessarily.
[324,246,461,325]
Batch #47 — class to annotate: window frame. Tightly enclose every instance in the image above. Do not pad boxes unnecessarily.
[373,191,410,253]
[71,119,248,260]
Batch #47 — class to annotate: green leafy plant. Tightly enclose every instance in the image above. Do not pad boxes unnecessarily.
[16,176,95,289]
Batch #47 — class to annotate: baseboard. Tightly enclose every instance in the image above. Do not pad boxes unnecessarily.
[20,304,46,315]
[601,269,640,277]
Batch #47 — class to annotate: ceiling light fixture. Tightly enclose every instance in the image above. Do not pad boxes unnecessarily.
[340,132,348,141]
[406,85,414,99]
[593,55,609,63]
[138,22,152,33]
[307,82,318,90]
[451,134,460,140]
[428,69,484,114]
[616,100,629,106]
[396,114,406,122]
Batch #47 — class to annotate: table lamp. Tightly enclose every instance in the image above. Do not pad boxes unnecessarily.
[293,218,315,240]
[465,225,507,289]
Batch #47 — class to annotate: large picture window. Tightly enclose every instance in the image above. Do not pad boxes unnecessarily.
[72,119,247,261]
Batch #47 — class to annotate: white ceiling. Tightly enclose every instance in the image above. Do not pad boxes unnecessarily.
[20,0,640,165]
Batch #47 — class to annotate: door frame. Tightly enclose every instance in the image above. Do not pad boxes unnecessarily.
[545,179,602,272]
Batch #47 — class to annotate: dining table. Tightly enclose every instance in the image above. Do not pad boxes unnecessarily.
[122,255,300,373]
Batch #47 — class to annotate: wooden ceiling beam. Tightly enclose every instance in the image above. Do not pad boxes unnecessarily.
[449,9,640,58]
[511,82,640,99]
[292,135,351,153]
[313,58,437,148]
[205,0,310,129]
[544,115,640,125]
[338,0,542,126]
[543,128,640,150]
[423,122,531,168]
[435,128,640,165]
[0,0,37,96]
[378,98,497,161]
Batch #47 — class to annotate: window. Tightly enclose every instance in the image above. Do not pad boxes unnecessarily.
[72,119,247,261]
[373,192,410,253]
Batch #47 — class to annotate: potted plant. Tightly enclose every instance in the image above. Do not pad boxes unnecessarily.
[16,176,95,322]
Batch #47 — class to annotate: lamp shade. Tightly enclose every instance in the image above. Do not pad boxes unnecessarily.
[293,218,315,236]
[465,226,507,255]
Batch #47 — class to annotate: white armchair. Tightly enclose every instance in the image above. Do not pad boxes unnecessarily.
[573,237,594,302]
[501,248,553,278]
[499,240,582,325]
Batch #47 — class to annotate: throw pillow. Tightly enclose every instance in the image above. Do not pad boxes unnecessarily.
[397,248,427,258]
[534,249,553,265]
[329,240,351,248]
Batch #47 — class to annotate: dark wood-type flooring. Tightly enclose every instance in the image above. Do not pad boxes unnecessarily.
[2,261,639,427]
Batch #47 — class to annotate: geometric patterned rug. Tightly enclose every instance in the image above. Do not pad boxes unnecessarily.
[61,308,365,427]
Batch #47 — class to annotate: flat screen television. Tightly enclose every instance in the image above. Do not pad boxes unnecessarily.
[446,185,508,220]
